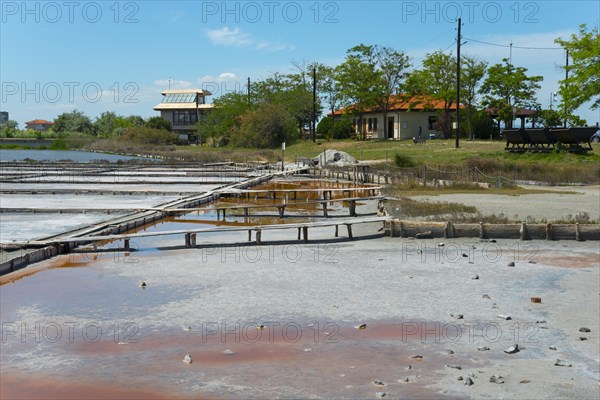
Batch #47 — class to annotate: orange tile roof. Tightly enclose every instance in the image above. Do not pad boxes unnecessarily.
[25,119,54,124]
[329,94,461,116]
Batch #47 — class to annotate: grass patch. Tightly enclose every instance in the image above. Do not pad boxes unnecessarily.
[394,153,418,168]
[42,136,600,185]
[0,144,33,149]
[387,196,477,218]
[382,182,576,197]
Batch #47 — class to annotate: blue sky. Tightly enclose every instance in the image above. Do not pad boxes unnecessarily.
[1,0,599,127]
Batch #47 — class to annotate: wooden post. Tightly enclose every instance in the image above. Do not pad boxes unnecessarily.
[322,203,328,218]
[545,223,553,241]
[185,233,191,248]
[519,222,528,240]
[190,233,197,247]
[248,230,252,241]
[335,225,339,237]
[479,222,485,239]
[222,208,226,218]
[444,221,454,239]
[303,226,308,242]
[348,200,357,217]
[256,229,262,245]
[278,206,285,218]
[124,238,130,251]
[346,224,353,239]
[575,223,581,241]
[297,227,302,240]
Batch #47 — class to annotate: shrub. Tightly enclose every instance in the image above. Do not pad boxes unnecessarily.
[394,153,418,168]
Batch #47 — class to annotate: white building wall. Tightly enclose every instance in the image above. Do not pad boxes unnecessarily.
[351,111,440,140]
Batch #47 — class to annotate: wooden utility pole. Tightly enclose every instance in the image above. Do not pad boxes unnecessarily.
[564,49,569,128]
[455,17,461,149]
[247,77,251,104]
[312,67,317,143]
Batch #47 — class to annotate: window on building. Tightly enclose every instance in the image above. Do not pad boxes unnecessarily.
[162,93,197,103]
[367,118,373,132]
[373,118,378,132]
[428,116,438,130]
[172,110,199,126]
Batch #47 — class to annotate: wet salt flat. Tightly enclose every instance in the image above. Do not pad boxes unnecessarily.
[1,223,598,399]
[0,212,128,242]
[1,156,598,399]
[0,149,145,162]
[0,182,224,193]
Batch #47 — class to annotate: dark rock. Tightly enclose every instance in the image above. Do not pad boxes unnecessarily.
[477,346,490,351]
[490,375,505,384]
[579,327,591,333]
[446,364,462,370]
[507,262,515,267]
[464,377,474,386]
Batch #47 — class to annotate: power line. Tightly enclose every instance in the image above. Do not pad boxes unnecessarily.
[463,37,562,50]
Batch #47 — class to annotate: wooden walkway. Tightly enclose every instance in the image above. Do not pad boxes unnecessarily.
[6,216,392,250]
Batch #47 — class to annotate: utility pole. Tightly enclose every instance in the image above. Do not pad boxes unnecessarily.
[455,17,461,149]
[312,66,317,143]
[247,77,251,104]
[564,49,569,128]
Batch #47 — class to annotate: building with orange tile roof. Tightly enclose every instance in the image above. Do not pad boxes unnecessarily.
[329,94,460,140]
[25,119,54,132]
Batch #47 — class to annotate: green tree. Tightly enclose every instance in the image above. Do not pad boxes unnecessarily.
[319,65,343,141]
[0,120,19,137]
[555,24,600,117]
[145,116,172,131]
[53,110,94,134]
[480,58,543,128]
[407,51,457,138]
[372,45,411,138]
[461,56,487,140]
[316,116,354,140]
[94,111,119,138]
[230,102,297,148]
[538,109,563,127]
[336,47,381,140]
[125,115,145,127]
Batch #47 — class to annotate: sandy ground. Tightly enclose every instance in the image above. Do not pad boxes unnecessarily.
[1,207,598,399]
[409,185,600,222]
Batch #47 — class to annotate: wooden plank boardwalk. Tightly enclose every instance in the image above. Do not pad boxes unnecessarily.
[6,216,392,250]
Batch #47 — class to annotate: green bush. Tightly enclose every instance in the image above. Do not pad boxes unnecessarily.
[120,126,177,145]
[316,116,355,140]
[229,102,297,148]
[394,153,418,168]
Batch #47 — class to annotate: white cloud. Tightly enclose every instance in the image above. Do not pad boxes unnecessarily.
[205,27,254,47]
[204,27,294,52]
